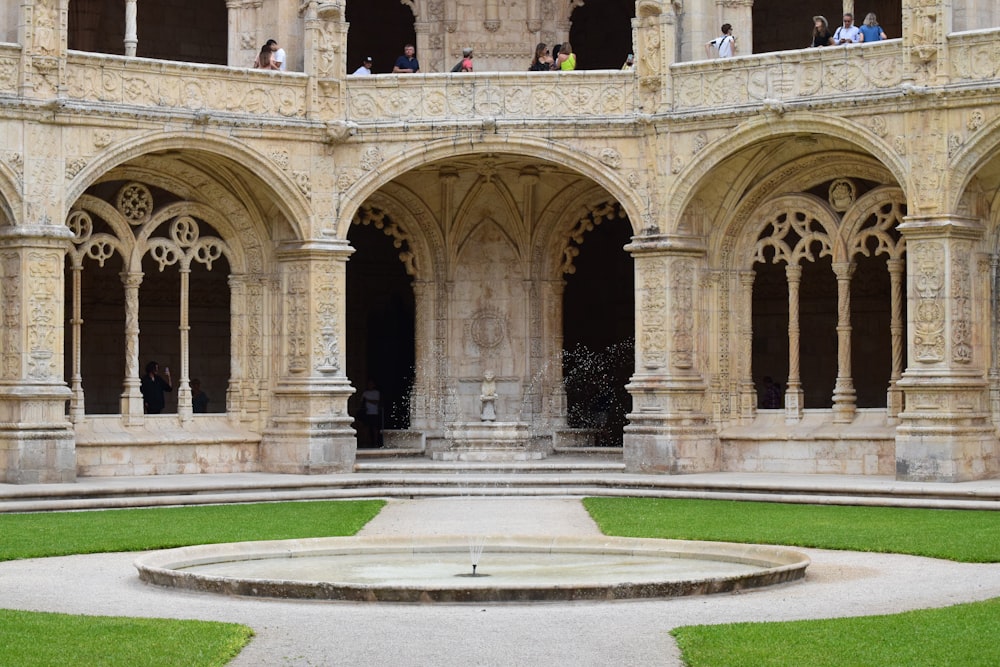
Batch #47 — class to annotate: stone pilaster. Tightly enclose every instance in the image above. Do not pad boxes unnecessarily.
[261,239,355,474]
[634,1,680,114]
[225,0,263,68]
[303,1,348,118]
[0,225,75,483]
[19,0,67,99]
[623,234,719,474]
[902,0,952,85]
[894,216,996,481]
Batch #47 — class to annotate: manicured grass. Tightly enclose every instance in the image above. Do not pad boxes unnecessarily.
[582,497,1000,562]
[0,499,385,561]
[0,609,253,667]
[671,596,1000,667]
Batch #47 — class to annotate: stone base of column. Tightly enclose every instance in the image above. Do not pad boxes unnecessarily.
[0,387,76,484]
[894,376,998,482]
[623,417,721,474]
[260,381,356,474]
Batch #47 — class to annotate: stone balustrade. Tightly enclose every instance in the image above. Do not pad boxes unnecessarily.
[0,28,995,124]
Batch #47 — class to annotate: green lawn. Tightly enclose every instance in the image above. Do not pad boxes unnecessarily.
[672,597,1000,667]
[583,497,1000,562]
[0,499,385,561]
[0,609,252,667]
[0,499,385,667]
[584,497,1000,666]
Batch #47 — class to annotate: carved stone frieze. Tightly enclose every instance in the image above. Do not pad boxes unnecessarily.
[671,257,694,369]
[912,241,946,363]
[952,241,972,364]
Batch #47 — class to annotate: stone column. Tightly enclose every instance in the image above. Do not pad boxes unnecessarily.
[261,240,356,474]
[119,271,144,422]
[226,0,263,68]
[784,263,804,422]
[623,234,719,474]
[831,261,857,423]
[894,216,996,481]
[887,257,906,418]
[737,269,756,422]
[409,279,437,431]
[634,0,680,113]
[304,1,347,117]
[124,0,137,56]
[902,0,951,85]
[0,226,75,483]
[176,265,192,421]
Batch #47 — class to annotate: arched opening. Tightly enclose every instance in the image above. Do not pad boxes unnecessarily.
[64,179,233,417]
[568,0,635,69]
[346,214,415,447]
[346,0,416,74]
[69,0,227,64]
[752,0,902,53]
[562,204,634,445]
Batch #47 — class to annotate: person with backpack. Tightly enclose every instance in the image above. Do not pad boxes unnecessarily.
[451,47,473,72]
[705,23,737,59]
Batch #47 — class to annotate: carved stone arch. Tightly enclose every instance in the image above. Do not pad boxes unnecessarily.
[130,202,238,273]
[333,137,645,239]
[841,186,907,261]
[359,186,445,283]
[451,177,526,264]
[740,193,843,270]
[529,179,604,280]
[668,112,910,226]
[67,132,311,242]
[946,112,1000,216]
[709,153,897,266]
[0,158,20,226]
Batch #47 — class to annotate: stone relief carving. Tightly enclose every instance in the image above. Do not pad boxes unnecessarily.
[967,109,985,132]
[270,149,290,170]
[952,241,972,364]
[314,268,341,373]
[639,258,667,370]
[828,179,855,212]
[65,158,88,180]
[1,253,20,379]
[3,152,23,182]
[26,252,61,381]
[292,171,312,198]
[671,258,694,369]
[868,115,888,138]
[360,146,384,171]
[469,307,507,350]
[912,241,945,362]
[285,265,309,373]
[598,148,622,169]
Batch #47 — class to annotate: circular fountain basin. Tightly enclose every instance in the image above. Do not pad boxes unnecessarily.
[135,536,809,603]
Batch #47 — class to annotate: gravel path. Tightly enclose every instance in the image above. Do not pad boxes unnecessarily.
[2,497,999,666]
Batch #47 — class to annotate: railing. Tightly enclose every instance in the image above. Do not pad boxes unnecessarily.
[670,40,905,113]
[344,70,637,124]
[948,29,1000,82]
[0,43,18,95]
[64,51,310,119]
[0,29,995,123]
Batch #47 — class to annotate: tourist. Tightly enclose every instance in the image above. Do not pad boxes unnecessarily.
[621,53,634,70]
[705,23,737,59]
[556,42,576,71]
[190,378,209,413]
[269,39,286,70]
[811,16,833,47]
[253,44,278,69]
[529,43,553,71]
[550,44,562,70]
[860,12,888,42]
[352,56,373,76]
[360,379,382,447]
[460,47,473,72]
[832,13,862,45]
[140,361,172,414]
[392,44,420,73]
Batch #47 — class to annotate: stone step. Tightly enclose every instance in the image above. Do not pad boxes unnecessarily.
[2,468,999,513]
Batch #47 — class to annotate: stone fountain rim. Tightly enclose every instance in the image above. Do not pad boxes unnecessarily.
[134,535,810,603]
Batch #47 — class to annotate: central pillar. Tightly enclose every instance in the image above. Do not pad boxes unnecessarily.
[623,234,719,473]
[261,240,356,474]
[0,226,75,483]
[894,216,996,481]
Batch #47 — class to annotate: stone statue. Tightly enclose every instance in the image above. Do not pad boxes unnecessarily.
[480,370,497,421]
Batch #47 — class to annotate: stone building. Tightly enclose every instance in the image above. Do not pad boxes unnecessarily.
[1,0,998,484]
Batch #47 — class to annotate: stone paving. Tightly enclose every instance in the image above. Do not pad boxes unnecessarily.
[3,495,1000,665]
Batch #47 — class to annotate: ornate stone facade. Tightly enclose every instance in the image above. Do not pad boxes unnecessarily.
[1,0,999,483]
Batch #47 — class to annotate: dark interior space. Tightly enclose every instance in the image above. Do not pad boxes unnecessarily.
[568,0,636,69]
[561,209,634,445]
[346,0,416,74]
[346,220,416,443]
